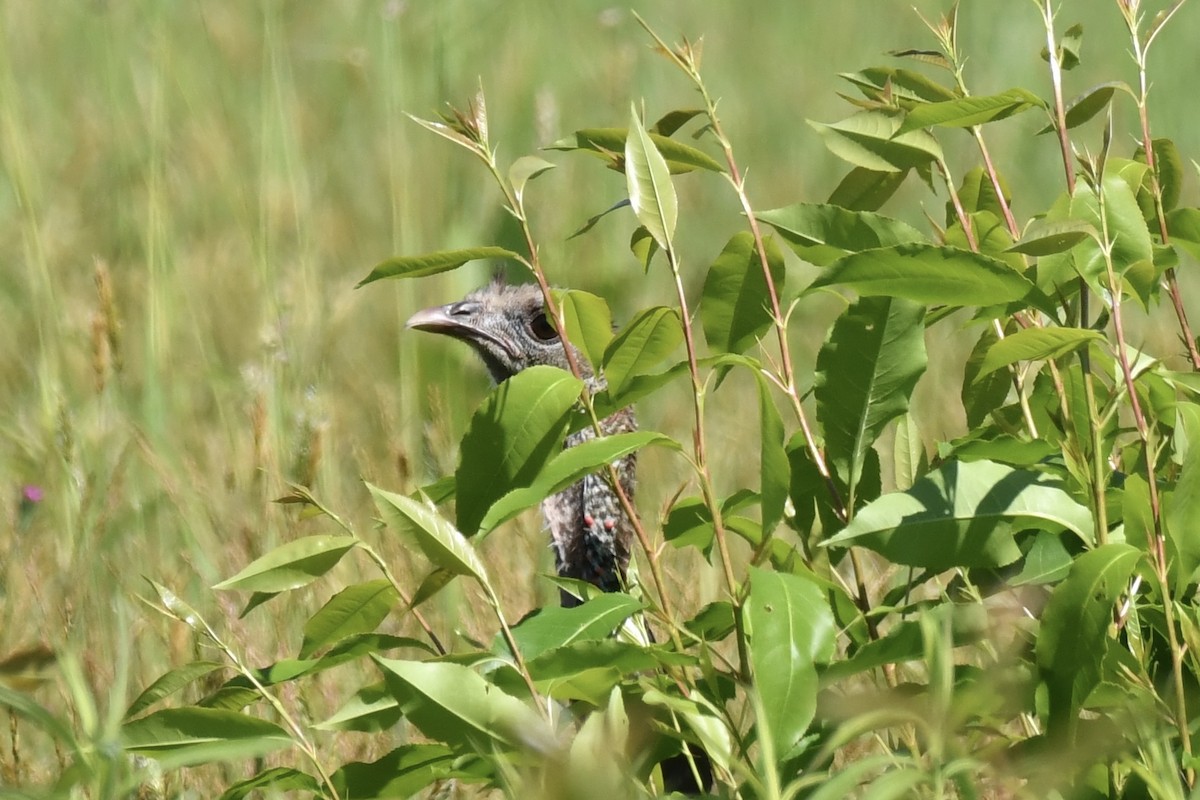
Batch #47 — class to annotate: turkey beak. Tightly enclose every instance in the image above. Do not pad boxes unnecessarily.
[406,301,520,360]
[406,302,472,336]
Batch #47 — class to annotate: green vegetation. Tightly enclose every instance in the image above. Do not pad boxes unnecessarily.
[5,0,1200,797]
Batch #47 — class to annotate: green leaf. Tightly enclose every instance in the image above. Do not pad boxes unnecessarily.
[526,640,661,703]
[453,365,584,534]
[825,459,1094,569]
[1040,23,1083,70]
[1006,220,1097,256]
[810,244,1033,306]
[602,307,683,396]
[373,657,551,752]
[839,67,958,104]
[974,327,1104,382]
[625,105,678,250]
[125,662,225,720]
[1167,207,1200,263]
[758,203,924,266]
[1166,402,1200,593]
[506,593,643,662]
[356,246,520,288]
[558,289,613,371]
[331,744,462,800]
[299,579,400,659]
[565,689,632,798]
[121,708,291,767]
[961,327,1010,429]
[756,373,790,538]
[1037,82,1128,135]
[1011,531,1073,586]
[700,232,785,354]
[1068,172,1154,282]
[213,535,359,593]
[1036,543,1140,739]
[315,682,402,732]
[508,155,556,200]
[368,485,488,583]
[629,225,659,270]
[546,127,724,173]
[809,111,943,173]
[220,768,321,800]
[747,568,835,760]
[815,296,927,508]
[826,167,909,212]
[480,431,675,533]
[821,602,985,681]
[896,88,1043,134]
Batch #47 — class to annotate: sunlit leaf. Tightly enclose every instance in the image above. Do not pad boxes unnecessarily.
[213,535,359,593]
[368,485,488,583]
[1037,82,1129,135]
[508,156,557,201]
[825,459,1094,569]
[626,105,678,250]
[299,579,400,659]
[220,768,320,800]
[896,88,1043,134]
[974,327,1104,381]
[373,657,552,752]
[809,111,943,173]
[122,708,291,767]
[480,432,675,532]
[602,307,683,396]
[811,244,1033,306]
[758,203,924,265]
[558,289,614,370]
[356,246,520,287]
[747,567,835,758]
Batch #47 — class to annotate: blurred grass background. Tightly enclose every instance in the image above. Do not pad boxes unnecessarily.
[2,0,1198,788]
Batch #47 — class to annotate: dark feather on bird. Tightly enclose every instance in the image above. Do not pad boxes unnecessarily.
[407,280,637,607]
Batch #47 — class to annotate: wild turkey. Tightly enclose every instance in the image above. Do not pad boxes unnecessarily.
[406,280,637,606]
[408,280,710,793]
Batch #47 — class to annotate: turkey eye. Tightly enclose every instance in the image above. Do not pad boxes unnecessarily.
[529,312,559,342]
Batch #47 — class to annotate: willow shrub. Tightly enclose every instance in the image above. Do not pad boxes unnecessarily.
[16,2,1200,798]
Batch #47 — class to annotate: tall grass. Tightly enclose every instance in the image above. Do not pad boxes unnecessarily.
[2,0,1198,791]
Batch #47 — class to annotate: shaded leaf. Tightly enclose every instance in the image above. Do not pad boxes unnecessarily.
[546,127,723,173]
[126,662,225,720]
[508,156,556,200]
[816,296,927,508]
[1007,220,1097,255]
[454,365,584,535]
[1036,544,1140,739]
[700,232,785,353]
[220,768,320,800]
[332,744,465,800]
[827,167,910,211]
[1037,82,1129,135]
